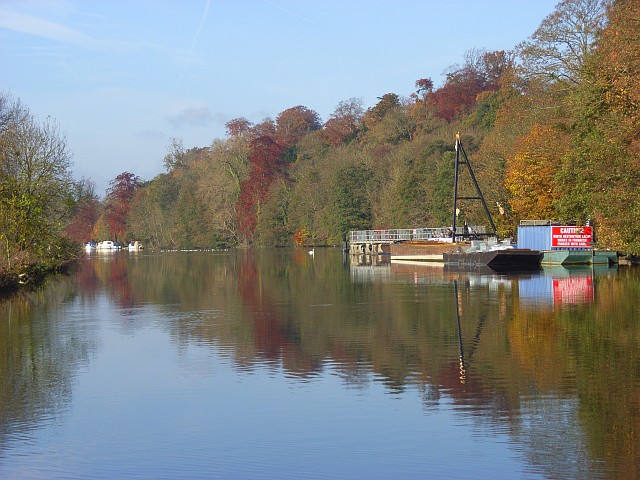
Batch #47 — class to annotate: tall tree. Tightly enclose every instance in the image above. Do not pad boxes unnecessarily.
[127,173,179,249]
[163,138,185,172]
[504,124,569,221]
[364,93,401,127]
[275,106,322,148]
[517,0,611,84]
[101,172,141,242]
[225,117,253,138]
[0,94,73,257]
[236,136,286,242]
[332,163,373,238]
[251,118,276,138]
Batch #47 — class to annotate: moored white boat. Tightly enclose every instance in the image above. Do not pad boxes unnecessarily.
[97,240,117,250]
[128,241,144,251]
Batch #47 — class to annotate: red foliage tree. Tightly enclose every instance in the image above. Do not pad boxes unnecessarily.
[251,118,276,138]
[236,137,286,240]
[429,50,511,122]
[429,68,486,122]
[104,172,141,241]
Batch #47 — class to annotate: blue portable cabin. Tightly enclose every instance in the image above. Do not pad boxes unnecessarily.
[517,220,616,265]
[517,220,560,251]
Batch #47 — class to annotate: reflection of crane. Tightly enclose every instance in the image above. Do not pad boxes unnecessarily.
[452,278,489,385]
[453,280,467,384]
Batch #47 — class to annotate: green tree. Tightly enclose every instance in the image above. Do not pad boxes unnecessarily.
[127,173,180,249]
[363,93,401,127]
[0,93,75,269]
[332,163,373,238]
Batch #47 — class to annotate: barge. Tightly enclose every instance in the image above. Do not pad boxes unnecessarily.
[390,238,541,272]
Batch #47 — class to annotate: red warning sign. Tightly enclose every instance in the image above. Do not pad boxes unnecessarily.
[551,226,593,248]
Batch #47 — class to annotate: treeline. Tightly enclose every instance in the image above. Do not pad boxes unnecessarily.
[4,0,640,266]
[109,0,636,254]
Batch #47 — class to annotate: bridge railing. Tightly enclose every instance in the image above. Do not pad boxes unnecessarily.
[348,226,486,244]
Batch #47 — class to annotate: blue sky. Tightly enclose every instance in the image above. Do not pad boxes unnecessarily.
[1,0,558,195]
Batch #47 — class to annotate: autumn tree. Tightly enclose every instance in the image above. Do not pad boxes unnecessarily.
[251,118,276,138]
[590,0,640,143]
[127,173,180,249]
[322,98,364,145]
[562,0,640,253]
[429,49,511,122]
[363,93,401,127]
[236,136,286,242]
[286,133,338,245]
[0,92,79,277]
[163,138,185,171]
[99,172,141,242]
[193,138,249,246]
[255,178,291,246]
[225,117,253,138]
[414,78,434,101]
[63,178,100,243]
[274,106,322,148]
[504,125,569,221]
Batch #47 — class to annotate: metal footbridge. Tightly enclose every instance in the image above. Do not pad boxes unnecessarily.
[348,226,487,254]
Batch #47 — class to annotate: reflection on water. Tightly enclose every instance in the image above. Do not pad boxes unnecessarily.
[0,249,638,479]
[0,277,98,454]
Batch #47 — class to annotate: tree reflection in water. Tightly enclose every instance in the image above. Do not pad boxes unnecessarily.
[0,276,98,457]
[0,250,637,478]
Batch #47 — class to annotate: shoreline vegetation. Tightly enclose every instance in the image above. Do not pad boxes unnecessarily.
[0,243,80,295]
[2,0,639,295]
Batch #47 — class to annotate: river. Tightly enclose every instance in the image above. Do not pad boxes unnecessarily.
[0,249,638,479]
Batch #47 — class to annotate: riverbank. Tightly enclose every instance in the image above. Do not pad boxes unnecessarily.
[0,246,80,295]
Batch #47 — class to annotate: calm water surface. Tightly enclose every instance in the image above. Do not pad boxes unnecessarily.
[1,249,639,479]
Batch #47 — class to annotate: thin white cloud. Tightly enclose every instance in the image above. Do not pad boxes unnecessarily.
[168,107,215,129]
[0,5,98,47]
[137,130,167,140]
